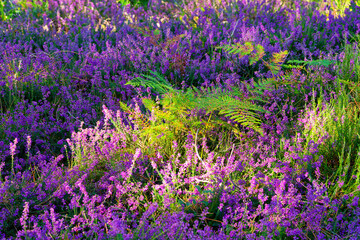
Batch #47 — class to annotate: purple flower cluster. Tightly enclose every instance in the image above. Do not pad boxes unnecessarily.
[0,0,360,239]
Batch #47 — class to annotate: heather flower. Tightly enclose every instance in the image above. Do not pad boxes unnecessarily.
[26,135,31,154]
[20,202,29,230]
[1,0,360,238]
[9,138,18,158]
[0,162,5,174]
[128,148,141,177]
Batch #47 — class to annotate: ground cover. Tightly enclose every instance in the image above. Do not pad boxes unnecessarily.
[0,0,360,239]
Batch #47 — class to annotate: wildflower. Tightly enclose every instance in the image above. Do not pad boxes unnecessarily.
[20,202,29,230]
[341,115,345,124]
[26,135,31,153]
[128,148,141,176]
[10,138,18,158]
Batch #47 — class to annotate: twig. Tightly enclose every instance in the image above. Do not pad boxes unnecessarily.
[193,129,207,167]
[193,177,213,184]
[67,111,96,127]
[227,143,243,190]
[229,171,242,190]
[229,18,240,40]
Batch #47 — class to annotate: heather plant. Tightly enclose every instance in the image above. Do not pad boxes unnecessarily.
[336,41,360,83]
[67,107,239,229]
[2,0,360,239]
[297,91,360,199]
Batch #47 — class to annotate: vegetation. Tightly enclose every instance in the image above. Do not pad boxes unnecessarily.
[0,0,360,239]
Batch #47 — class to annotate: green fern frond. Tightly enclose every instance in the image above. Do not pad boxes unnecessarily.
[142,98,157,110]
[287,59,336,67]
[126,70,175,95]
[252,79,274,93]
[282,64,304,69]
[250,44,265,65]
[195,88,266,134]
[265,50,288,75]
[218,41,288,76]
[216,42,254,58]
[119,101,132,113]
[270,50,288,65]
[124,71,266,136]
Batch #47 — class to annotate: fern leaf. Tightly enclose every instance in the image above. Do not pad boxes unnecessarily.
[265,62,281,75]
[217,42,255,59]
[126,71,175,95]
[286,59,335,67]
[196,89,265,135]
[119,101,132,113]
[282,64,303,69]
[305,59,336,67]
[249,44,265,65]
[142,98,156,110]
[264,50,288,75]
[271,50,288,65]
[286,59,305,64]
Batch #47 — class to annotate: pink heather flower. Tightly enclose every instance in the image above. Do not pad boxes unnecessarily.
[132,134,138,142]
[156,152,163,159]
[50,208,58,233]
[315,167,321,179]
[157,133,165,139]
[0,162,5,173]
[20,202,29,229]
[102,105,113,127]
[26,135,31,153]
[133,148,141,160]
[10,138,18,157]
[341,115,345,124]
[104,185,113,200]
[338,181,344,188]
[172,140,178,149]
[151,160,157,169]
[128,148,141,176]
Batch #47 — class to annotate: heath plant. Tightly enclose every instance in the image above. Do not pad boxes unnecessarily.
[295,90,360,199]
[2,0,360,239]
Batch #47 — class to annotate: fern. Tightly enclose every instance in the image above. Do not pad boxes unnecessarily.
[285,59,336,67]
[263,50,289,75]
[217,41,288,76]
[198,91,264,134]
[250,44,265,65]
[216,42,254,57]
[126,70,175,95]
[126,71,267,136]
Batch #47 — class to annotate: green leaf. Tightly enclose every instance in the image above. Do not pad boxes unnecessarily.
[195,185,202,193]
[153,29,161,35]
